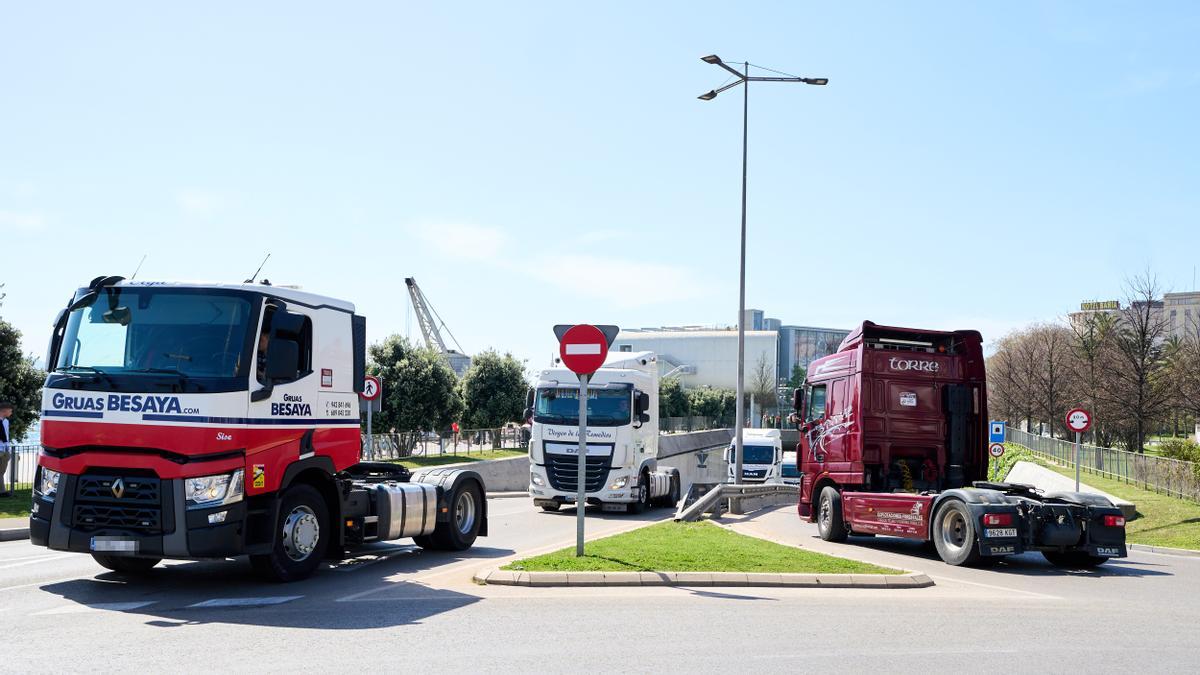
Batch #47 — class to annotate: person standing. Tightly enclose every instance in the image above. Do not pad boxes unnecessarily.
[0,402,12,497]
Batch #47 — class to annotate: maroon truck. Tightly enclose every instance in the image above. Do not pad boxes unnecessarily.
[794,321,1127,568]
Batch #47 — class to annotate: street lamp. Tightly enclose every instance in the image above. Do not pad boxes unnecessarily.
[698,54,826,512]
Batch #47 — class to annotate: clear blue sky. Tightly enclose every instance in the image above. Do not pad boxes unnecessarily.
[3,2,1199,371]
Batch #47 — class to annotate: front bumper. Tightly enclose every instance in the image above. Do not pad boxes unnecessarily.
[529,467,636,503]
[30,472,250,560]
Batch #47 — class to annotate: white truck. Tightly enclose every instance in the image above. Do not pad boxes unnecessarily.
[527,351,680,513]
[725,428,783,483]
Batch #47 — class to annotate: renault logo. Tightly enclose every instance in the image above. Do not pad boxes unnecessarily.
[111,478,125,499]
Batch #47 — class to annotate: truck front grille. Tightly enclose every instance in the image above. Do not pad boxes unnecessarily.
[545,455,610,493]
[73,473,164,533]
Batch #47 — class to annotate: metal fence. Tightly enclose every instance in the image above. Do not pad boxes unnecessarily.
[361,427,529,462]
[4,444,39,492]
[1008,427,1200,502]
[659,416,723,433]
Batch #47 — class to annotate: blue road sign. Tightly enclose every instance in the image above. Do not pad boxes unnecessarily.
[989,421,1006,444]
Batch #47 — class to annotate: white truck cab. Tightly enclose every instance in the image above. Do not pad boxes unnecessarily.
[725,428,783,483]
[527,351,678,513]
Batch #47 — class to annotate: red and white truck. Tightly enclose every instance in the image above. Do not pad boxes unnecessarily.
[30,276,487,581]
[794,321,1127,568]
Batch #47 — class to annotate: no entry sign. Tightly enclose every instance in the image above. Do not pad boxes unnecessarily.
[555,324,619,376]
[1065,408,1092,433]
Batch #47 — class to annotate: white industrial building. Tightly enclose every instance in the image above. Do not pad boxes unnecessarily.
[612,329,779,391]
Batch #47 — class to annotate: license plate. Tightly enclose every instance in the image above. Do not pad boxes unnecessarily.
[984,528,1017,538]
[90,536,137,553]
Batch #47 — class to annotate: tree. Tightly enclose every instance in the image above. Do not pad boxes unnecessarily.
[659,377,689,418]
[460,350,528,430]
[1030,323,1075,437]
[687,387,737,425]
[750,353,777,409]
[0,315,43,442]
[1103,273,1173,452]
[1069,310,1119,447]
[367,335,463,433]
[787,363,806,390]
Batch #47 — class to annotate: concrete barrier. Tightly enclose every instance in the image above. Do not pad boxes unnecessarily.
[1005,460,1137,519]
[657,429,732,497]
[431,455,531,493]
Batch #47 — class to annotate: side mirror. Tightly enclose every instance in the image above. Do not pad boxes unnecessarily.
[523,407,533,422]
[792,387,804,412]
[525,389,535,408]
[634,391,650,415]
[639,412,651,424]
[266,339,300,381]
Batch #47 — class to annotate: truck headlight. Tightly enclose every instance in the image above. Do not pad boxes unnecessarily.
[530,471,545,487]
[185,469,244,510]
[38,468,61,500]
[609,476,629,490]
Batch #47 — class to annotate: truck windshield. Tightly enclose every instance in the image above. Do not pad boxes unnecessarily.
[731,444,777,464]
[534,385,632,427]
[782,463,800,478]
[54,287,256,391]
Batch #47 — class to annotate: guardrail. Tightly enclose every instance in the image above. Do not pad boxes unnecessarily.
[1008,427,1200,502]
[675,482,800,521]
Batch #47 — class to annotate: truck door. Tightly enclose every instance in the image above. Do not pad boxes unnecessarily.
[247,300,320,494]
[807,378,851,469]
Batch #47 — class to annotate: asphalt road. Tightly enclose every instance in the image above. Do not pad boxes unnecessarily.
[2,498,1199,674]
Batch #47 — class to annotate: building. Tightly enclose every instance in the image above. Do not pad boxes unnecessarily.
[613,328,779,391]
[1069,293,1200,340]
[777,325,851,383]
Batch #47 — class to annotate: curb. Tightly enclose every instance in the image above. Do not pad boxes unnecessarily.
[473,567,934,588]
[0,527,30,542]
[1130,543,1200,558]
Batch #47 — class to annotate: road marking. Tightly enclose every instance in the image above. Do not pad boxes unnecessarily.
[0,554,75,571]
[923,574,1061,600]
[34,601,157,616]
[0,552,75,564]
[186,596,302,608]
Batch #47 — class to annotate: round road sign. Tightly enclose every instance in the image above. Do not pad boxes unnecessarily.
[558,324,609,376]
[362,375,382,400]
[989,442,1005,459]
[1065,408,1092,433]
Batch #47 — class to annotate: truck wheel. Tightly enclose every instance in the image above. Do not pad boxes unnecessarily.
[540,502,561,512]
[1042,551,1108,569]
[628,471,651,513]
[92,554,161,575]
[250,483,329,582]
[667,476,681,507]
[932,500,981,566]
[816,487,848,542]
[425,480,483,551]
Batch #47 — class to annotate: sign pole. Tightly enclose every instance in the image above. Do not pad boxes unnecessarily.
[576,373,588,557]
[1080,429,1089,487]
[367,406,373,459]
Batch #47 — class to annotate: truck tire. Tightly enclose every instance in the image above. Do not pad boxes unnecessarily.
[816,487,848,542]
[250,483,329,582]
[540,502,561,512]
[628,470,652,513]
[1042,551,1108,569]
[92,554,161,575]
[932,500,982,566]
[422,480,483,551]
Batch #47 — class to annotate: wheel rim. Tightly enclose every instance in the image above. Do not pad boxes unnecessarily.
[282,505,320,562]
[455,490,476,534]
[639,480,648,504]
[818,495,832,532]
[939,508,969,555]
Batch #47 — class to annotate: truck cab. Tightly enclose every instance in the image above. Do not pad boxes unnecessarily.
[725,428,782,483]
[527,351,678,513]
[30,276,486,581]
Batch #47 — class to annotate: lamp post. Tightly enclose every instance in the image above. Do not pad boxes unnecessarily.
[698,55,826,512]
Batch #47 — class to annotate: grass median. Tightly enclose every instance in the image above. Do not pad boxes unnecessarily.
[502,520,901,574]
[0,487,32,520]
[389,449,527,469]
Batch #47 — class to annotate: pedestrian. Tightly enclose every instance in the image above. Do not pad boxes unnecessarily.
[0,401,13,497]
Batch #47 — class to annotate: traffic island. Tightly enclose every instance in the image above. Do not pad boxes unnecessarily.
[475,521,932,588]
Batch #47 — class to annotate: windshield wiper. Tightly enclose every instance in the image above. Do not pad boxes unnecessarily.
[59,365,118,388]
